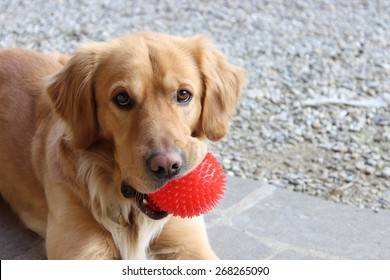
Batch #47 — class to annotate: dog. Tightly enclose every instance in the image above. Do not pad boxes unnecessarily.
[0,32,245,259]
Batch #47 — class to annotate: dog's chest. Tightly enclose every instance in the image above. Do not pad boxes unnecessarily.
[106,209,168,259]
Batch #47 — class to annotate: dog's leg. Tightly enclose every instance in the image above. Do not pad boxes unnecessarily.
[44,184,119,260]
[46,207,119,259]
[0,175,48,237]
[150,216,218,260]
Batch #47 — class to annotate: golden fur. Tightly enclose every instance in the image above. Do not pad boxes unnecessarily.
[0,32,245,259]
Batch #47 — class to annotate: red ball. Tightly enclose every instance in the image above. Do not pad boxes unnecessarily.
[149,153,226,218]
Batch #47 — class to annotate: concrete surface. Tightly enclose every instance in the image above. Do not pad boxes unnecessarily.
[1,176,389,260]
[206,177,390,259]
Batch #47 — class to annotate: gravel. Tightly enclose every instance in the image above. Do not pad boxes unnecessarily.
[1,0,389,211]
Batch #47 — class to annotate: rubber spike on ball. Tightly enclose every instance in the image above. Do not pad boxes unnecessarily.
[149,153,226,218]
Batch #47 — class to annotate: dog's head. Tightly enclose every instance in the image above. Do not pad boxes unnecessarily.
[46,33,244,218]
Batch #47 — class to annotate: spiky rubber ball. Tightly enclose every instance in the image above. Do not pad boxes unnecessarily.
[149,153,226,218]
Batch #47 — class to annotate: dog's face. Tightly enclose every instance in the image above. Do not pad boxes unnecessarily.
[94,34,207,193]
[46,33,244,217]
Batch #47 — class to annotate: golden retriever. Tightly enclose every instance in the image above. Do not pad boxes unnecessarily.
[0,32,244,259]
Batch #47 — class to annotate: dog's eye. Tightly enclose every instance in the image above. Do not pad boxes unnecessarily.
[113,92,133,109]
[176,90,192,104]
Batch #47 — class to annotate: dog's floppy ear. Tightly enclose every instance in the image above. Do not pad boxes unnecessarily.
[190,36,245,141]
[46,44,104,149]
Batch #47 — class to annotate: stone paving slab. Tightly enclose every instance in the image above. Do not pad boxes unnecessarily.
[205,177,390,260]
[1,176,389,259]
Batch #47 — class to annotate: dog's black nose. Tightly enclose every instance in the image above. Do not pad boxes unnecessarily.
[147,149,183,179]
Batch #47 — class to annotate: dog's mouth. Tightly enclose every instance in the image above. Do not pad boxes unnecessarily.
[120,182,168,220]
